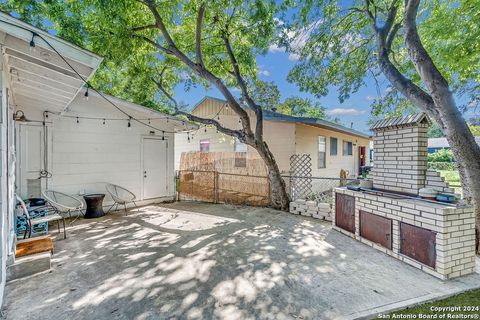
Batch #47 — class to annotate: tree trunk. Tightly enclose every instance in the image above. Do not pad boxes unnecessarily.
[254,141,290,210]
[402,0,480,253]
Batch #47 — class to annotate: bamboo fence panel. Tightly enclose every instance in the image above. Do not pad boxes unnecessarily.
[178,152,269,206]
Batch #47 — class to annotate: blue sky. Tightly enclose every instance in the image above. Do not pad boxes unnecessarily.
[173,48,385,134]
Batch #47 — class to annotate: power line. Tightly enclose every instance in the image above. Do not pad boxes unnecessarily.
[0,18,196,135]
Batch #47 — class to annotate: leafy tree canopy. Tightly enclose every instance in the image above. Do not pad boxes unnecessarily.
[280,0,480,117]
[0,0,278,112]
[250,80,330,120]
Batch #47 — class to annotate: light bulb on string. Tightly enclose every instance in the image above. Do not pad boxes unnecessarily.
[84,84,89,101]
[103,119,106,125]
[127,117,132,130]
[76,117,79,124]
[148,118,151,124]
[29,32,36,52]
[162,131,165,140]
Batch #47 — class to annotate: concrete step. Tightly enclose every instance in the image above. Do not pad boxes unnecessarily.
[7,252,51,282]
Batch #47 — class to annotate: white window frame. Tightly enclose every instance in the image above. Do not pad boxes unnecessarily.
[318,136,326,169]
[200,139,210,152]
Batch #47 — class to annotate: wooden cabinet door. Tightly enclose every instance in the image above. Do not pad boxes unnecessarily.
[360,211,392,250]
[335,193,355,233]
[400,223,436,268]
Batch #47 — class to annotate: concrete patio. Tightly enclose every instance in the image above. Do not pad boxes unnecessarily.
[3,202,480,320]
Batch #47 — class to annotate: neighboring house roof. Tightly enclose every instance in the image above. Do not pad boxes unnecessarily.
[428,137,480,149]
[192,96,371,139]
[370,113,431,131]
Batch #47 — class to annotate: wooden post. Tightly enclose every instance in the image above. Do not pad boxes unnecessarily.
[214,171,219,204]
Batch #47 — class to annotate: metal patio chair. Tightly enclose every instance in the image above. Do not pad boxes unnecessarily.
[42,190,84,223]
[105,183,138,215]
[16,195,67,239]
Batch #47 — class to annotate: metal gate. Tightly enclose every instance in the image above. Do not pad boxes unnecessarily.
[335,193,355,233]
[360,211,392,249]
[400,223,436,268]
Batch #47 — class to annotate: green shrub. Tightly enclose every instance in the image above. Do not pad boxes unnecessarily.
[428,162,455,171]
[428,149,454,162]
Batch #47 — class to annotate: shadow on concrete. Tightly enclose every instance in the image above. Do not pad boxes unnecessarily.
[3,202,480,320]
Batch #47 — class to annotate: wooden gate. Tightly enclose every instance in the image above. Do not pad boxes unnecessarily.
[335,193,355,233]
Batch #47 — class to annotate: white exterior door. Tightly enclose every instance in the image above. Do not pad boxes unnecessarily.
[16,123,50,198]
[142,137,168,199]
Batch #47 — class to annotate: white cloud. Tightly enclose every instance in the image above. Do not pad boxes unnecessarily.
[258,68,270,76]
[366,95,376,101]
[268,44,284,53]
[326,108,366,116]
[268,20,322,61]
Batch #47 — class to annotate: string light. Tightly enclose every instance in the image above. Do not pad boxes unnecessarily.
[29,32,37,51]
[148,118,151,124]
[187,133,191,143]
[204,127,207,133]
[127,117,132,129]
[0,19,200,137]
[84,84,89,101]
[162,131,165,140]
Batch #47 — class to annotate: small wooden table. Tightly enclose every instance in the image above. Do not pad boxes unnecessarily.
[83,194,105,219]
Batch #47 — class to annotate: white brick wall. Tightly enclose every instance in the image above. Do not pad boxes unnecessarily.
[289,199,332,221]
[371,123,429,195]
[333,187,476,280]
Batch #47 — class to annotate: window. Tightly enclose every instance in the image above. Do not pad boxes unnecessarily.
[343,141,353,156]
[330,137,338,156]
[200,139,210,152]
[234,138,247,152]
[235,152,247,167]
[318,136,326,168]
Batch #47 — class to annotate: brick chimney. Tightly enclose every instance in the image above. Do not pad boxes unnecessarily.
[370,114,431,195]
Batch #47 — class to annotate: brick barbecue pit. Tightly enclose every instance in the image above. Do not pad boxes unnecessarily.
[333,114,476,280]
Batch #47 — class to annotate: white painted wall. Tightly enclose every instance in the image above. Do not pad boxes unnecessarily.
[18,93,177,208]
[295,123,371,178]
[0,57,17,306]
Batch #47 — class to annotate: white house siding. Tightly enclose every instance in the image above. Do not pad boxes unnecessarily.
[17,93,176,208]
[0,59,19,306]
[295,123,370,178]
[174,98,296,172]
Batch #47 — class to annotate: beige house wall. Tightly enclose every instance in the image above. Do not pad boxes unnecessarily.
[175,98,371,177]
[295,124,370,178]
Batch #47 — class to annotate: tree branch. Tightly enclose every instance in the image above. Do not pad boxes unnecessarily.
[222,32,263,140]
[131,34,172,54]
[131,24,157,32]
[386,22,401,51]
[364,0,437,117]
[142,0,254,138]
[152,66,246,141]
[195,2,206,67]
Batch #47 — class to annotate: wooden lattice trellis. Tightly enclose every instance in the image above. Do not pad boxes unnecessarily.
[289,154,312,200]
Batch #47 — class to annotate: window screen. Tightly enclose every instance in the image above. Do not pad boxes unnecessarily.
[234,138,247,152]
[234,152,247,167]
[200,139,210,152]
[330,137,338,156]
[318,136,326,168]
[343,141,353,156]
